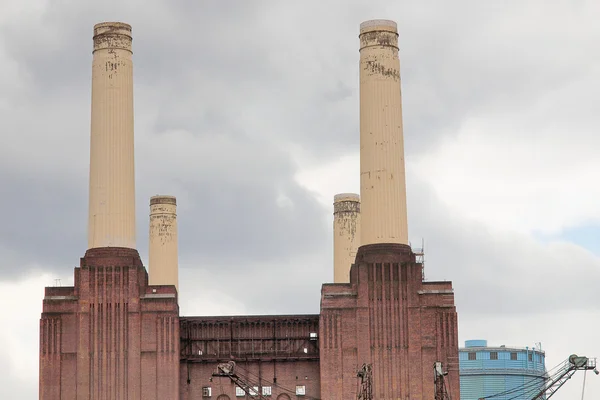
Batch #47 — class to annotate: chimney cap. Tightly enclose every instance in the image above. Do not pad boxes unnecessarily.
[360,19,398,34]
[93,22,132,37]
[93,22,133,53]
[150,195,177,206]
[334,193,360,203]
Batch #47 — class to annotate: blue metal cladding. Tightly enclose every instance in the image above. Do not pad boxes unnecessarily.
[459,341,547,400]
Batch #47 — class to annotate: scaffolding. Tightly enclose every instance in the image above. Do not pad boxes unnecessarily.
[411,238,425,281]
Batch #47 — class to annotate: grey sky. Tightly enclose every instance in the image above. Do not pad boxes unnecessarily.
[1,1,599,399]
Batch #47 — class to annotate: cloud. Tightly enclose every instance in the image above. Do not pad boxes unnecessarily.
[413,127,600,235]
[0,271,70,399]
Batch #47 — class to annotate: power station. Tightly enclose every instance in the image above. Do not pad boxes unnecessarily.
[39,19,461,399]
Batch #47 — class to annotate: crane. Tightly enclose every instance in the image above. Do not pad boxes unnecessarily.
[357,363,373,400]
[530,354,598,400]
[478,354,598,400]
[434,362,451,400]
[212,361,265,399]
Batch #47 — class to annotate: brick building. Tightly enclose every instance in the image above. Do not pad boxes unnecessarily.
[39,19,460,400]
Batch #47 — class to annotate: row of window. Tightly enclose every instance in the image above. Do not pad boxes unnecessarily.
[467,351,543,362]
[202,385,306,397]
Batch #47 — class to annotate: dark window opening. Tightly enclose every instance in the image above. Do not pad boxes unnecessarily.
[468,352,476,360]
[490,352,498,360]
[510,352,517,360]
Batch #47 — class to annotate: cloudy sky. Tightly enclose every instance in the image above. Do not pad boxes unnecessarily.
[1,0,599,398]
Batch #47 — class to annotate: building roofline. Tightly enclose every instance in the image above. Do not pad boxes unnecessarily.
[180,313,320,321]
[460,346,545,354]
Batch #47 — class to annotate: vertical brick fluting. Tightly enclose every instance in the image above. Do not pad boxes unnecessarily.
[319,19,460,399]
[319,244,460,399]
[39,248,180,399]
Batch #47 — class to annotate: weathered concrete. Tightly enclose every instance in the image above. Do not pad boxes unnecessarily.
[39,247,180,400]
[359,20,409,246]
[333,193,361,283]
[88,22,136,249]
[149,195,179,291]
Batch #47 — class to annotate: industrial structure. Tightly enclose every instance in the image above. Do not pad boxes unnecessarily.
[459,340,547,400]
[459,340,598,400]
[39,19,460,399]
[149,195,179,291]
[333,193,360,283]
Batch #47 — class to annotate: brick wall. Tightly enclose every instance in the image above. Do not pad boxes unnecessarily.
[320,243,460,400]
[180,315,321,399]
[39,247,179,399]
[40,245,460,399]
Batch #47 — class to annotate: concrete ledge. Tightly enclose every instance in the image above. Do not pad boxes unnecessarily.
[44,296,78,301]
[141,293,176,299]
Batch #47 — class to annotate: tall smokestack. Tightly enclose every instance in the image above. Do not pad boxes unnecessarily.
[333,193,361,283]
[87,22,136,249]
[359,20,408,246]
[149,195,179,291]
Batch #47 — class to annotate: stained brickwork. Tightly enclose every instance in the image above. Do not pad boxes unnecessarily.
[180,316,320,398]
[40,245,458,399]
[320,244,460,399]
[174,245,459,400]
[39,247,180,399]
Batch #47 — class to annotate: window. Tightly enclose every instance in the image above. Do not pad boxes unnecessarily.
[490,352,498,360]
[510,352,517,360]
[249,387,259,396]
[262,386,272,396]
[468,352,476,360]
[235,387,245,397]
[528,353,533,361]
[296,385,306,396]
[202,387,212,397]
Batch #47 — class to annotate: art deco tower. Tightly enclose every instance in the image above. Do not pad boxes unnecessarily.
[40,23,180,400]
[87,22,136,249]
[319,20,460,400]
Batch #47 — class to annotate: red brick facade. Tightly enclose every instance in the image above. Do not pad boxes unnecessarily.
[180,315,321,399]
[40,245,459,399]
[320,243,460,399]
[39,247,180,399]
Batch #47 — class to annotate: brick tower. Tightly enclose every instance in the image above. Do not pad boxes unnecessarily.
[319,20,460,399]
[39,23,179,400]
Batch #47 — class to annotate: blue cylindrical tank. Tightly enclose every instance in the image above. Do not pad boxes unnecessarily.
[459,340,547,400]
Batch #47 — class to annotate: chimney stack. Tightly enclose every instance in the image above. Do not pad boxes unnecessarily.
[149,195,179,291]
[333,193,361,283]
[359,20,409,246]
[87,22,136,249]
